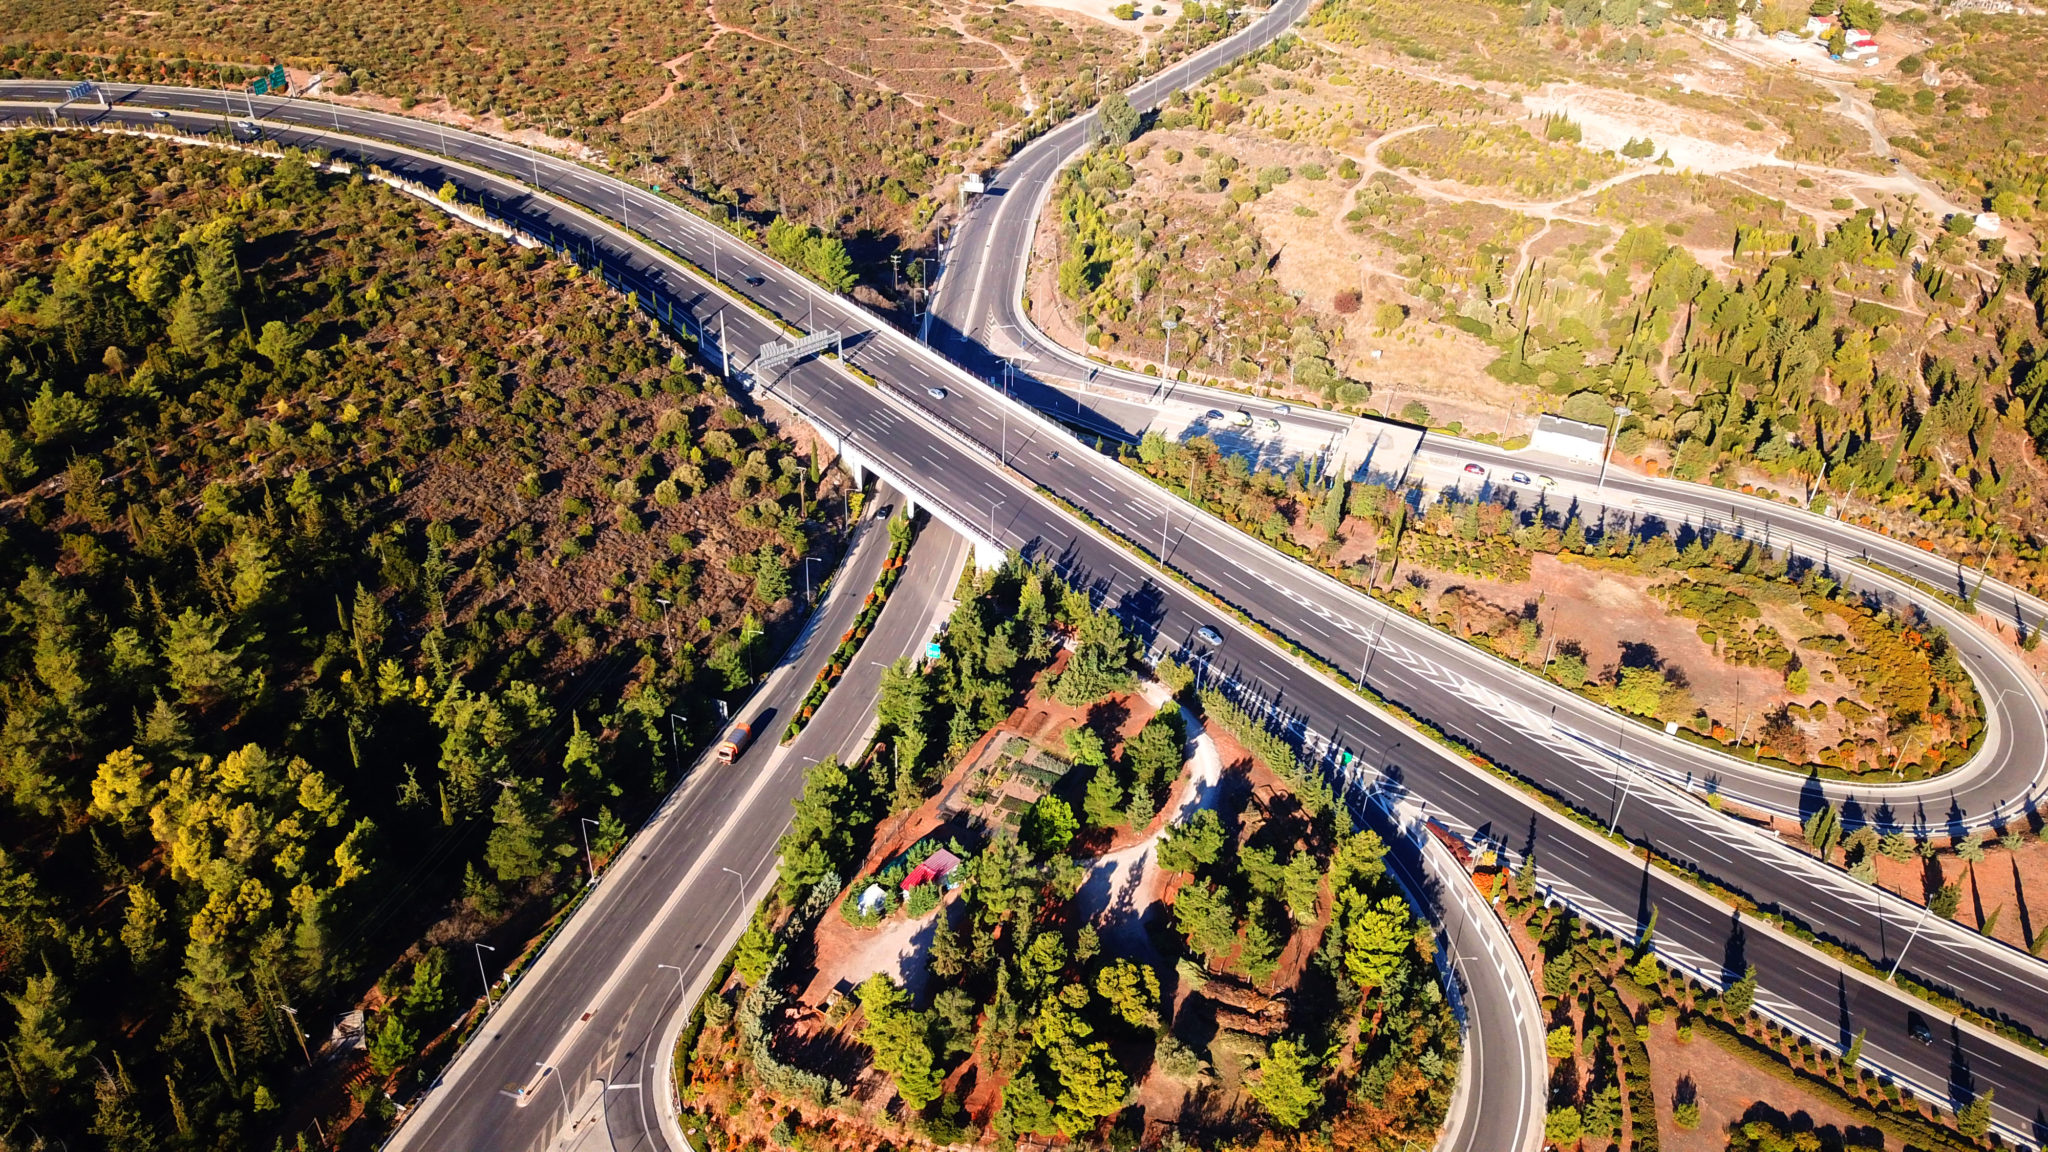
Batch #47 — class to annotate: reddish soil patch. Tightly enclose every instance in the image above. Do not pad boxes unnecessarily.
[1858,837,2048,952]
[1643,1019,1873,1152]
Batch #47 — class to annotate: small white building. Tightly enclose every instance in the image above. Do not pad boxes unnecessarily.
[858,884,889,917]
[1529,414,1610,465]
[1975,213,2002,235]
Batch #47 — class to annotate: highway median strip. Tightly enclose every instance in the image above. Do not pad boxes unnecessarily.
[782,515,917,745]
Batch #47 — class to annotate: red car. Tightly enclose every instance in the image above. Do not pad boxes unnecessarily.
[1463,463,1486,476]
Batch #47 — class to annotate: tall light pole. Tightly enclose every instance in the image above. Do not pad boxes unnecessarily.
[579,816,600,885]
[474,942,498,1011]
[280,1004,312,1067]
[535,1062,570,1114]
[1160,316,1180,398]
[1593,403,1630,518]
[988,497,1004,542]
[656,962,688,1003]
[1886,903,1933,982]
[799,555,823,602]
[998,358,1013,464]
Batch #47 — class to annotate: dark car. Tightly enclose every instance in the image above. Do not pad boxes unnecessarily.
[743,273,765,286]
[1907,1011,1935,1045]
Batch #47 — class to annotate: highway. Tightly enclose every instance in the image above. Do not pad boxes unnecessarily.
[389,499,965,1152]
[926,6,2048,838]
[1370,793,1548,1152]
[8,78,2045,1147]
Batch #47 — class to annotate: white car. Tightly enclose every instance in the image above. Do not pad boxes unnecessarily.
[926,387,947,400]
[1258,417,1281,433]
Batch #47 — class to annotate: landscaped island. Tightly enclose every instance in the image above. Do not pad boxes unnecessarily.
[680,560,1458,1150]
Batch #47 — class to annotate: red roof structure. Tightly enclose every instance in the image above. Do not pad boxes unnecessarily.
[901,848,963,892]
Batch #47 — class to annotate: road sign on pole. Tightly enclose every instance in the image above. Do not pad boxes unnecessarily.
[55,80,107,113]
[753,329,845,376]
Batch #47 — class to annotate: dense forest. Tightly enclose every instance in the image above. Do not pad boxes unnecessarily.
[0,130,838,1148]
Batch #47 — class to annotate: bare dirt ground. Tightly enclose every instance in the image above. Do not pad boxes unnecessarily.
[1642,1018,1876,1151]
[1074,685,1225,963]
[1019,0,1188,49]
[1866,837,2048,953]
[1412,552,1849,742]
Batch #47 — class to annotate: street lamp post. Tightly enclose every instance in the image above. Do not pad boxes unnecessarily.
[1608,771,1637,834]
[800,555,823,603]
[579,816,600,885]
[1160,317,1180,398]
[656,962,688,1003]
[474,942,498,1011]
[280,1004,312,1066]
[1886,903,1933,982]
[1594,403,1630,518]
[536,1062,570,1114]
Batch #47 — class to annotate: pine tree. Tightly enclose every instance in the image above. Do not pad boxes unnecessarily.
[1249,1038,1324,1129]
[7,965,92,1094]
[1723,963,1758,1018]
[483,780,550,882]
[1099,91,1141,147]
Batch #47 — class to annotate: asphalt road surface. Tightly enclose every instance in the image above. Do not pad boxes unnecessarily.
[379,502,968,1152]
[923,1,2048,840]
[7,84,2045,1145]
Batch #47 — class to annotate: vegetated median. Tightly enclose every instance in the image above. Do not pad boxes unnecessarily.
[784,513,919,744]
[1032,474,2048,1061]
[1498,865,2002,1151]
[677,557,1459,1151]
[1122,431,1983,784]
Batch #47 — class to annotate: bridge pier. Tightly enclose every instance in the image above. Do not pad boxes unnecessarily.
[811,416,1002,571]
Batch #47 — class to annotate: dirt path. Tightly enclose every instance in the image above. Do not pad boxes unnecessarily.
[1070,686,1225,962]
